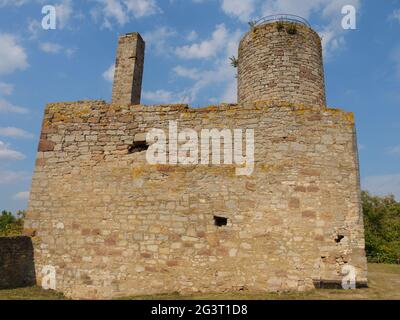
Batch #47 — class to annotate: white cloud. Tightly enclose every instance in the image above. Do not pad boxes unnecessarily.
[55,0,73,29]
[389,9,400,23]
[173,62,237,103]
[391,46,400,79]
[186,30,198,42]
[319,28,346,58]
[261,0,324,19]
[175,24,230,59]
[0,33,28,75]
[0,127,34,139]
[260,0,360,58]
[97,0,161,27]
[220,80,237,102]
[26,19,41,40]
[221,0,256,22]
[260,0,359,21]
[13,191,30,201]
[172,25,241,103]
[0,141,25,161]
[0,34,28,114]
[132,24,241,105]
[387,145,400,157]
[38,42,76,57]
[362,174,400,201]
[39,42,63,54]
[0,170,29,184]
[202,0,361,58]
[0,98,29,114]
[124,0,161,17]
[65,47,77,57]
[0,0,29,7]
[173,65,201,80]
[101,0,127,25]
[102,63,115,82]
[143,26,177,55]
[143,90,176,103]
[0,82,13,96]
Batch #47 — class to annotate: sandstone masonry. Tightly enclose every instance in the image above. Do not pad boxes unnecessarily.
[25,21,368,299]
[238,23,326,107]
[0,237,35,289]
[112,32,145,105]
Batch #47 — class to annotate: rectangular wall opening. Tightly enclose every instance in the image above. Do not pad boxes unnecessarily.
[214,216,228,227]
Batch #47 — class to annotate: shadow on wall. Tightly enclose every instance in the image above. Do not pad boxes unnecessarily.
[0,236,36,289]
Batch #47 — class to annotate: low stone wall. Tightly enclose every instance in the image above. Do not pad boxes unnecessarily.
[0,236,36,289]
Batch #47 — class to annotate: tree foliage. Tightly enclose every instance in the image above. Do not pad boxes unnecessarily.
[362,191,400,264]
[0,210,25,237]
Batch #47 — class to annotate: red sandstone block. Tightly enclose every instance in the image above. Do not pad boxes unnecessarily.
[288,197,300,209]
[38,139,56,152]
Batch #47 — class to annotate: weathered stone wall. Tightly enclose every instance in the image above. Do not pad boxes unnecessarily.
[25,100,367,299]
[111,33,145,105]
[238,22,326,107]
[0,236,35,289]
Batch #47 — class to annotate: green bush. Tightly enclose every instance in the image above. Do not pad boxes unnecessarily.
[0,210,25,237]
[286,23,297,35]
[276,21,285,31]
[229,56,239,68]
[362,191,400,264]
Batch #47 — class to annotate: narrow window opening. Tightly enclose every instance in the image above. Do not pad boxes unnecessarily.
[335,235,345,243]
[214,216,228,227]
[128,141,149,153]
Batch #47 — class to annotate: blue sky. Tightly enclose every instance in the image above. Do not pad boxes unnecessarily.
[0,0,399,212]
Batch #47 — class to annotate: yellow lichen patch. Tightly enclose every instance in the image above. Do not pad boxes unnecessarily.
[326,108,355,126]
[343,112,355,125]
[253,100,275,110]
[130,167,146,177]
[72,110,92,120]
[293,108,308,114]
[260,160,292,173]
[226,108,240,115]
[179,112,193,120]
[124,164,241,177]
[192,164,237,177]
[43,120,53,127]
[52,113,67,122]
[109,104,122,112]
[247,24,260,38]
[326,108,341,114]
[196,105,219,112]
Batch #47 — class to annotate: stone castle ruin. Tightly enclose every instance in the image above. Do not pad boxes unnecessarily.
[25,16,368,299]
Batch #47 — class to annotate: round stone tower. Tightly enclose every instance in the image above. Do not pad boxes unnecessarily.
[238,16,326,108]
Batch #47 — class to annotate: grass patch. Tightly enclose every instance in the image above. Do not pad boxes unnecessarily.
[0,286,67,300]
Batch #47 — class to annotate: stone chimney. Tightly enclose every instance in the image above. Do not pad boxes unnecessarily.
[112,32,145,105]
